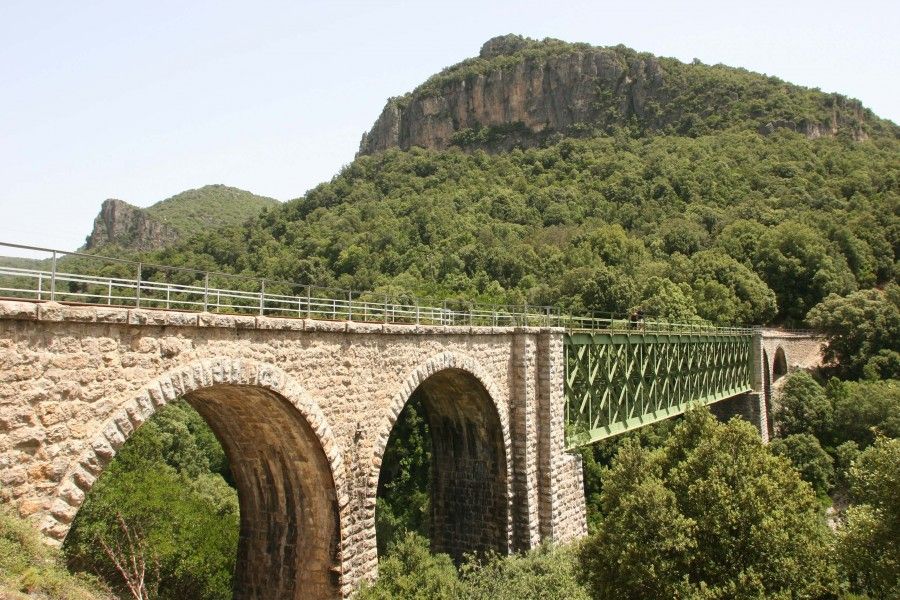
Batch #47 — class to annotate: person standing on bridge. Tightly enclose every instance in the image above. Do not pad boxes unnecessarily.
[629,307,645,330]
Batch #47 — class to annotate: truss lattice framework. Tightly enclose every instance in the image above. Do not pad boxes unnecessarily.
[564,331,753,447]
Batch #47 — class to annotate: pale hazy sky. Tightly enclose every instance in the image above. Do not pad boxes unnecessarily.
[1,0,898,257]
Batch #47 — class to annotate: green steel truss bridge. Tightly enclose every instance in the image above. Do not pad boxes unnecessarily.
[1,241,772,449]
[564,330,752,446]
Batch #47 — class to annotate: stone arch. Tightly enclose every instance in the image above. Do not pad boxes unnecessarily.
[773,346,788,381]
[46,358,349,600]
[370,351,514,563]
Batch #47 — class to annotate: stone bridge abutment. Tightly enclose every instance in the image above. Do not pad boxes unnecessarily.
[0,300,587,599]
[711,330,825,442]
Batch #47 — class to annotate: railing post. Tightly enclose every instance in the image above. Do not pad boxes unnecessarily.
[384,295,388,324]
[203,273,209,312]
[306,285,311,319]
[135,262,142,308]
[49,251,57,301]
[348,291,353,321]
[107,279,113,305]
[415,299,420,325]
[259,279,265,316]
[37,272,43,301]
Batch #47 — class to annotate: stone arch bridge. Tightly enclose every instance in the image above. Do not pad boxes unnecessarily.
[0,299,822,598]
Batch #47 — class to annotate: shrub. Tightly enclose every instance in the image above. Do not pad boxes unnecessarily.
[836,437,900,598]
[828,379,900,448]
[577,408,837,599]
[0,503,112,600]
[460,545,589,600]
[774,372,833,440]
[770,433,834,495]
[356,532,461,600]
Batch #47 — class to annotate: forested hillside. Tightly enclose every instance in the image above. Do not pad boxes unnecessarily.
[147,130,898,326]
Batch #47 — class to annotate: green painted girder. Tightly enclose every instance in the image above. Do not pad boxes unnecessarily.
[564,331,753,448]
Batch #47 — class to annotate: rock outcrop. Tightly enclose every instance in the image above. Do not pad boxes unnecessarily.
[83,185,279,251]
[85,198,178,250]
[359,35,887,155]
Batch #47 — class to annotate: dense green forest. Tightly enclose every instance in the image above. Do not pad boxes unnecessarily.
[2,35,898,600]
[127,130,897,327]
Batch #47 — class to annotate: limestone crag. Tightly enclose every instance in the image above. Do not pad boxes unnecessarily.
[360,47,645,153]
[85,198,178,251]
[359,36,879,154]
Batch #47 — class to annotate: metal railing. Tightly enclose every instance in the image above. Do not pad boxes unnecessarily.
[0,241,755,333]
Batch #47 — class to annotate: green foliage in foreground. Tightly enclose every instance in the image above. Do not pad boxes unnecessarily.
[63,401,239,600]
[836,437,900,599]
[356,532,588,600]
[0,504,111,600]
[577,409,837,599]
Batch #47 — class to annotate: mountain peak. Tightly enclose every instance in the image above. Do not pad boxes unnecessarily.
[359,37,896,155]
[478,34,533,59]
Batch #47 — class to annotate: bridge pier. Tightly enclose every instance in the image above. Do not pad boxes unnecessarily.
[709,392,769,441]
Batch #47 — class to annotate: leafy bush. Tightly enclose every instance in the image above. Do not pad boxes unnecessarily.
[356,533,462,600]
[577,409,837,599]
[460,545,589,600]
[774,372,833,440]
[0,503,112,600]
[356,532,588,600]
[807,286,900,379]
[836,437,900,598]
[769,433,834,495]
[828,378,900,448]
[63,401,238,600]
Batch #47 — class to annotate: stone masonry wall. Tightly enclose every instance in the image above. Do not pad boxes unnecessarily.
[0,300,587,599]
[735,330,826,442]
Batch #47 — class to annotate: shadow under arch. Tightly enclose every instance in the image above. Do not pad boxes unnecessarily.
[50,358,347,600]
[773,346,788,381]
[372,352,513,564]
[763,349,774,435]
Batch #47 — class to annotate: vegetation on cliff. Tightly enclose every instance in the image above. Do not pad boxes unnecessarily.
[361,35,897,154]
[84,185,278,251]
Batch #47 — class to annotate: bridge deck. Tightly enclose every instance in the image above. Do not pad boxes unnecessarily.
[1,241,757,449]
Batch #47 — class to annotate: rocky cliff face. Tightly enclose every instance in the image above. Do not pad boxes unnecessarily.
[359,36,884,155]
[85,199,178,251]
[83,185,279,251]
